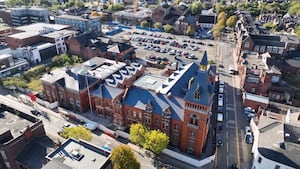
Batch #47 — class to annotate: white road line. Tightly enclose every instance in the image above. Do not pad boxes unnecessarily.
[226,142,229,153]
[226,131,229,139]
[227,156,229,166]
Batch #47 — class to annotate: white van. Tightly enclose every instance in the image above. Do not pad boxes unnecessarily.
[217,113,223,122]
[83,123,97,131]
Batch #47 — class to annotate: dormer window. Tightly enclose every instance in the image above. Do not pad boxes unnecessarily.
[189,114,199,126]
[194,85,201,100]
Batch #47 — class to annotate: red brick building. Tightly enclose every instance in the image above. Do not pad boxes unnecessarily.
[0,102,46,169]
[40,57,145,113]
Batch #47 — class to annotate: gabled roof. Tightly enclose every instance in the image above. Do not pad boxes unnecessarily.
[91,84,123,99]
[75,32,108,52]
[107,43,132,54]
[123,87,185,121]
[184,70,214,106]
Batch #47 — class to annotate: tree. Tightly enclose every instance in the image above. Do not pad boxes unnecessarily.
[111,145,140,169]
[186,26,195,36]
[288,3,300,15]
[263,22,277,30]
[130,123,148,146]
[60,126,92,141]
[191,1,203,15]
[154,22,162,29]
[164,24,173,33]
[203,2,212,10]
[217,12,227,22]
[6,0,25,7]
[175,0,182,5]
[212,29,221,39]
[140,20,148,28]
[295,26,300,38]
[226,15,237,28]
[143,130,169,154]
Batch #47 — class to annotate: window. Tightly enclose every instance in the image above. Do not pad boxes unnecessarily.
[190,130,196,138]
[162,121,169,130]
[133,111,136,118]
[258,157,262,163]
[155,118,159,126]
[189,114,199,125]
[138,112,142,120]
[145,116,151,124]
[76,100,80,107]
[174,124,179,131]
[274,165,280,169]
[244,42,250,48]
[127,110,130,116]
[70,98,74,104]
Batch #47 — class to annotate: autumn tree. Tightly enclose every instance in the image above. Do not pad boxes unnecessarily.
[164,24,173,33]
[140,20,148,28]
[143,130,169,154]
[217,12,227,22]
[60,126,92,141]
[154,22,162,29]
[130,123,148,146]
[186,26,195,36]
[111,145,140,169]
[288,3,300,16]
[226,15,237,28]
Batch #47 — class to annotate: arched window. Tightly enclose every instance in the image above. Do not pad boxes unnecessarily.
[189,114,199,126]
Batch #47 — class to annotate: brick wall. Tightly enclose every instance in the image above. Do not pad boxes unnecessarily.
[6,35,41,50]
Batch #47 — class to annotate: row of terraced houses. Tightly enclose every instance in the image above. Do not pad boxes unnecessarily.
[40,52,215,157]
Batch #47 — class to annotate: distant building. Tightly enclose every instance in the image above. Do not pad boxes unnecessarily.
[10,7,49,26]
[43,138,112,169]
[251,110,300,169]
[0,100,46,169]
[0,54,29,78]
[0,23,11,43]
[55,15,102,34]
[197,14,217,29]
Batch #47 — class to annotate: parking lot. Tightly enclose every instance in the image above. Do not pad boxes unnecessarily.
[110,29,219,68]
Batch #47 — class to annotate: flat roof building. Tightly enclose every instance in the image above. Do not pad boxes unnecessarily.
[44,138,111,169]
[10,6,49,26]
[55,15,101,33]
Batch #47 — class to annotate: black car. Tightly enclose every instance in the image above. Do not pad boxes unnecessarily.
[31,109,41,116]
[231,163,238,169]
[217,134,223,147]
[217,123,223,133]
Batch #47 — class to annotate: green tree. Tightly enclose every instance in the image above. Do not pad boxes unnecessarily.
[111,145,140,169]
[130,123,148,146]
[203,2,212,10]
[140,20,148,28]
[164,24,173,33]
[175,0,182,5]
[154,22,162,29]
[191,1,203,15]
[226,15,237,28]
[295,26,300,38]
[2,77,27,88]
[6,0,25,7]
[60,126,92,141]
[288,3,300,15]
[263,22,277,30]
[186,26,195,36]
[143,130,169,154]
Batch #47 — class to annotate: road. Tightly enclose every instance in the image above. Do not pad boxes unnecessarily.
[215,41,253,169]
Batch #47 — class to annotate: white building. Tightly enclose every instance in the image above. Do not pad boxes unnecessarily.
[250,110,300,169]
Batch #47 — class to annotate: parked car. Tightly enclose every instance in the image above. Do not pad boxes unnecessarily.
[219,80,225,88]
[83,122,97,131]
[31,109,41,116]
[217,134,223,147]
[231,163,238,169]
[245,133,253,144]
[217,113,223,122]
[218,94,223,100]
[100,145,112,152]
[244,126,251,133]
[218,123,223,133]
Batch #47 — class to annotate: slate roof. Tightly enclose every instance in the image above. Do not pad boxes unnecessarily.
[91,84,123,99]
[200,51,208,66]
[198,15,216,24]
[41,68,98,92]
[75,32,107,52]
[184,70,214,106]
[107,43,132,54]
[123,87,185,121]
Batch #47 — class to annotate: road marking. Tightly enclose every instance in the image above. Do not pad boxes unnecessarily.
[227,156,229,167]
[226,142,229,153]
[226,131,229,139]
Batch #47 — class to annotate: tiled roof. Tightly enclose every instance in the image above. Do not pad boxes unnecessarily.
[91,84,123,99]
[123,87,185,121]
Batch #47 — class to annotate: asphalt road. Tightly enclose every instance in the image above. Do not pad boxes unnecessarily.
[215,41,253,169]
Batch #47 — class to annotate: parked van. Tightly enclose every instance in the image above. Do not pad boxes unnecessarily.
[217,113,223,122]
[83,122,97,131]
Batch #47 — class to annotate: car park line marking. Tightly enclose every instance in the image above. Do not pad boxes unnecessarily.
[226,131,229,139]
[227,142,229,153]
[227,156,229,167]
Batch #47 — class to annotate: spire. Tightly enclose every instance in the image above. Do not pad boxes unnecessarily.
[200,51,208,71]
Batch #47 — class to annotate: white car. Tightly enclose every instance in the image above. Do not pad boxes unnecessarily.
[83,123,97,131]
[244,126,251,133]
[219,80,225,88]
[247,113,255,119]
[217,113,224,122]
[218,99,223,107]
[219,87,224,94]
